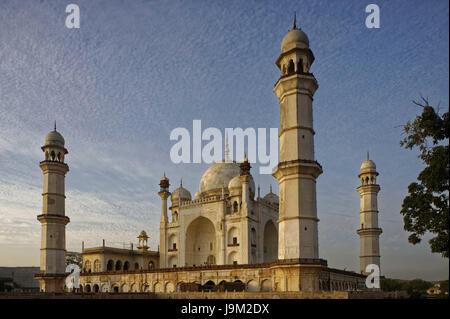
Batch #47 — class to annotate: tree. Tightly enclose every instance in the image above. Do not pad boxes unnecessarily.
[400,96,449,258]
[438,280,448,295]
[381,278,402,291]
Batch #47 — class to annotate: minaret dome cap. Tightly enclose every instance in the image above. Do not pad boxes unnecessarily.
[138,230,148,238]
[281,28,309,52]
[360,153,377,175]
[44,129,65,148]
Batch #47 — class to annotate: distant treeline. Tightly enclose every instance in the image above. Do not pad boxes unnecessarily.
[381,278,448,299]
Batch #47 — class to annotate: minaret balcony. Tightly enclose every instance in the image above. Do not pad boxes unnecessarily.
[273,72,318,99]
[39,160,69,172]
[356,227,382,236]
[37,214,70,225]
[272,159,323,180]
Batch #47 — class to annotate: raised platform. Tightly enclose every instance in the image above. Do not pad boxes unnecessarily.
[78,258,367,293]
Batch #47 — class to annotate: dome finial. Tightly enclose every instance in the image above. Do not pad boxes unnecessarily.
[270,184,273,193]
[367,151,369,160]
[180,178,183,187]
[224,132,230,162]
[54,120,56,131]
[293,11,297,29]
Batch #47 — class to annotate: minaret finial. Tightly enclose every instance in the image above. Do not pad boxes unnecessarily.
[367,151,369,160]
[293,11,297,29]
[270,184,273,193]
[180,178,183,187]
[224,132,230,162]
[54,120,56,131]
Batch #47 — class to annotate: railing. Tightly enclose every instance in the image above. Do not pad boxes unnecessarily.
[80,258,328,277]
[179,195,223,208]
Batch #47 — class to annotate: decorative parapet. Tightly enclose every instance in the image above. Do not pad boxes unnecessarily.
[179,195,224,208]
[356,228,383,236]
[79,258,328,276]
[82,246,159,257]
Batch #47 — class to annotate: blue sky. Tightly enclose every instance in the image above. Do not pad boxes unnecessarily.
[0,0,448,280]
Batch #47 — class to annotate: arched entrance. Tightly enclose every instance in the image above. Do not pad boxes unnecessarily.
[166,282,175,293]
[168,255,177,268]
[107,260,114,271]
[261,279,272,292]
[154,282,163,293]
[228,251,238,264]
[185,217,216,266]
[263,220,278,262]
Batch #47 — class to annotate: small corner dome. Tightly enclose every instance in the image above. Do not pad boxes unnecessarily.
[228,175,242,196]
[281,28,309,52]
[44,130,65,148]
[171,185,192,202]
[263,192,279,205]
[228,175,242,190]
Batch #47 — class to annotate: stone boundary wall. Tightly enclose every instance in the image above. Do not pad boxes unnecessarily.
[157,291,350,299]
[0,290,399,299]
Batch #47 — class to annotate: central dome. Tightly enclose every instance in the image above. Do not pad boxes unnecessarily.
[199,161,239,196]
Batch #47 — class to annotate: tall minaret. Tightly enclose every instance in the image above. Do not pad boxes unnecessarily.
[35,124,70,292]
[272,17,322,259]
[239,155,251,264]
[158,174,170,268]
[357,153,382,274]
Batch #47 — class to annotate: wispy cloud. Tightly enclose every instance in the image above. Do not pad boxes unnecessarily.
[0,0,448,280]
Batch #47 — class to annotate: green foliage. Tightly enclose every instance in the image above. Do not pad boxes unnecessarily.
[439,279,449,293]
[381,278,402,291]
[406,278,433,291]
[400,96,449,258]
[382,278,436,299]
